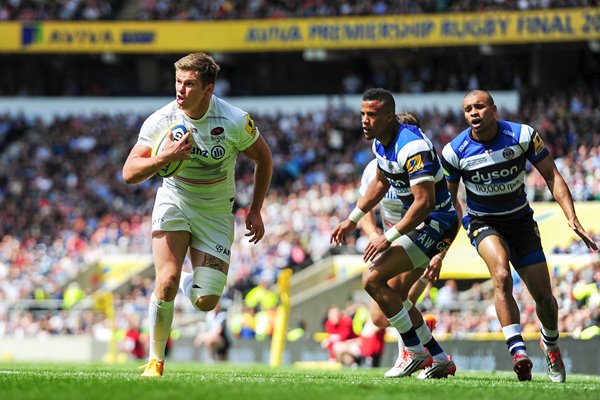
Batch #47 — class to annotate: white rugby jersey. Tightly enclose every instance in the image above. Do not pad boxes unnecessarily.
[137,95,259,213]
[372,123,455,219]
[359,158,405,227]
[441,120,549,218]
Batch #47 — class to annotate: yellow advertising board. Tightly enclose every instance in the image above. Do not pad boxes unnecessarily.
[1,8,599,53]
[332,202,600,280]
[439,201,600,279]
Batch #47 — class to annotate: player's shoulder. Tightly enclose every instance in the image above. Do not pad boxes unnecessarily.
[362,158,378,176]
[138,100,180,141]
[209,95,248,121]
[143,100,179,126]
[498,120,536,141]
[397,123,431,152]
[444,127,471,154]
[398,123,424,142]
[147,100,178,119]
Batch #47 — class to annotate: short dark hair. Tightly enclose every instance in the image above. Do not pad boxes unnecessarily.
[175,53,220,86]
[362,88,395,114]
[464,89,495,106]
[397,111,422,128]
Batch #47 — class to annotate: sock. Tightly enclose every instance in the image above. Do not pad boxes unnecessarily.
[147,292,175,361]
[502,324,527,357]
[388,308,425,354]
[541,325,559,351]
[416,322,447,362]
[180,270,193,299]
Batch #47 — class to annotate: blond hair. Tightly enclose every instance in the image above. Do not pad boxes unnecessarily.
[174,53,220,86]
[397,111,422,128]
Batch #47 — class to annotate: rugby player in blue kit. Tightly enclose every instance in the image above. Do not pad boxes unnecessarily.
[441,90,598,382]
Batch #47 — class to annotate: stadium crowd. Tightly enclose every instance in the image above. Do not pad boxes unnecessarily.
[2,0,598,21]
[0,0,123,20]
[133,0,600,20]
[0,85,599,346]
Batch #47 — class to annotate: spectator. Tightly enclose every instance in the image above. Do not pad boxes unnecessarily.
[321,305,357,362]
[193,302,231,362]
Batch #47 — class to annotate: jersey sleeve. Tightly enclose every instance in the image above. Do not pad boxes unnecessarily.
[136,112,168,149]
[440,144,462,183]
[234,112,260,151]
[522,125,550,165]
[359,159,377,196]
[401,140,435,186]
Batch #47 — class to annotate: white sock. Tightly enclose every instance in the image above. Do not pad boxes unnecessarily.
[502,323,527,356]
[416,323,447,362]
[541,325,559,350]
[388,308,425,354]
[147,292,174,361]
[180,270,193,299]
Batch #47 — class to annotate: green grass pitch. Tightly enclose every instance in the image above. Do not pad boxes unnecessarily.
[0,362,598,400]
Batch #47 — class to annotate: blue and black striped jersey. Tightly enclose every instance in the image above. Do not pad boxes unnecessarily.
[372,123,454,220]
[441,120,549,218]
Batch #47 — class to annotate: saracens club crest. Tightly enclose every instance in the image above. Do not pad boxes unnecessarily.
[210,126,225,142]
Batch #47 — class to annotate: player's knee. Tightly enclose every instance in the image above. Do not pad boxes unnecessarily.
[362,272,380,296]
[533,290,556,307]
[156,274,180,300]
[492,269,513,295]
[371,311,389,328]
[189,266,227,311]
[193,294,220,312]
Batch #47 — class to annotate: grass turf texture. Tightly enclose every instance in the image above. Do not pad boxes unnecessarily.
[0,363,598,400]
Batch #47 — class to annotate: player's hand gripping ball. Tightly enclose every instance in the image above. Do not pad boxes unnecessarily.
[151,124,189,178]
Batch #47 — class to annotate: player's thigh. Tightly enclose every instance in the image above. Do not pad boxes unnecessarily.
[474,233,511,278]
[388,269,422,297]
[189,248,229,275]
[188,211,234,271]
[152,230,191,289]
[364,245,414,283]
[515,261,554,299]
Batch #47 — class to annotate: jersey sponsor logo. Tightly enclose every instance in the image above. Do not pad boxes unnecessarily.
[466,156,488,168]
[471,165,519,183]
[473,180,522,194]
[502,147,515,160]
[191,146,210,157]
[458,139,469,153]
[211,127,224,136]
[532,131,545,155]
[436,238,452,253]
[471,226,491,238]
[211,145,225,159]
[245,114,257,136]
[406,154,424,174]
[216,244,231,256]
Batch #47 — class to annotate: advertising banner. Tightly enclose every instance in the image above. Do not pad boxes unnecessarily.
[1,8,599,53]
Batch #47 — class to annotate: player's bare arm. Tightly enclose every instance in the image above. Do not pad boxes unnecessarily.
[123,132,192,184]
[241,135,273,244]
[363,180,435,262]
[330,169,389,246]
[535,155,598,251]
[358,200,380,240]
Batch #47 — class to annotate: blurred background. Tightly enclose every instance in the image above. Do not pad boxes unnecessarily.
[0,1,599,373]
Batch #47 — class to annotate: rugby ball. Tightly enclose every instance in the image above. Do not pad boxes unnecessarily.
[151,124,189,178]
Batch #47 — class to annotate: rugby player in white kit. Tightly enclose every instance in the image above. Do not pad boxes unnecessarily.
[123,53,272,377]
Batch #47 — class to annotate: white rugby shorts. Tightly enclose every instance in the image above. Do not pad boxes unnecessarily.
[151,187,234,264]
